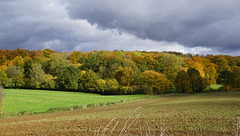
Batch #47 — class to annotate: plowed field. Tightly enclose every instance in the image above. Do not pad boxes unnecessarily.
[0,92,240,135]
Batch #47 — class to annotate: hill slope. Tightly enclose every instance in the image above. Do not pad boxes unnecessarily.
[0,92,239,135]
[3,89,146,114]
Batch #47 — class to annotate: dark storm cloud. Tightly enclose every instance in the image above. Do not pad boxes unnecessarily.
[0,0,118,51]
[67,0,240,53]
[0,0,70,50]
[1,0,240,55]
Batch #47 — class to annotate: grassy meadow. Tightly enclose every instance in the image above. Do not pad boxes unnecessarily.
[2,89,146,114]
[0,91,239,135]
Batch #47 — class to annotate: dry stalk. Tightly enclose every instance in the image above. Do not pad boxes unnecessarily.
[109,120,119,136]
[101,118,117,136]
[122,114,141,135]
[95,106,168,136]
[236,117,239,136]
[119,106,142,136]
[95,126,102,136]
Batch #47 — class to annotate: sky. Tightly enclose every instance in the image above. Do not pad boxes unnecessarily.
[1,0,240,55]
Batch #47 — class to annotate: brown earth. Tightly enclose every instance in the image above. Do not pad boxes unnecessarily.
[0,95,239,136]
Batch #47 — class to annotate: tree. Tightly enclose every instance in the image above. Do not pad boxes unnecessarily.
[144,54,156,70]
[96,79,106,93]
[6,66,23,78]
[233,67,240,88]
[217,70,236,91]
[56,66,81,90]
[191,56,217,84]
[12,56,24,68]
[208,55,231,73]
[141,70,171,94]
[187,68,209,93]
[155,53,185,82]
[29,63,45,88]
[0,70,7,85]
[81,52,100,72]
[175,70,191,93]
[23,58,34,78]
[68,51,83,64]
[105,78,119,94]
[114,67,134,86]
[6,66,24,88]
[43,53,72,76]
[80,70,100,92]
[40,74,55,89]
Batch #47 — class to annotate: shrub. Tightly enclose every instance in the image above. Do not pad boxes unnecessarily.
[119,86,133,95]
[131,85,150,94]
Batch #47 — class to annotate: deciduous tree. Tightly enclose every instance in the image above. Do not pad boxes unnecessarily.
[114,67,134,86]
[175,70,191,93]
[187,68,209,93]
[141,70,170,94]
[217,70,236,91]
[80,70,100,92]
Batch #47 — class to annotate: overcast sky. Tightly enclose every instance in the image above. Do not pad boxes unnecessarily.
[1,0,240,55]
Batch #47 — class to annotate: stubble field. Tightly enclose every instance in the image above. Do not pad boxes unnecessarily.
[0,91,239,135]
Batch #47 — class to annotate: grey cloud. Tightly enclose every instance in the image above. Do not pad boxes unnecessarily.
[1,0,240,55]
[0,0,101,51]
[67,0,240,54]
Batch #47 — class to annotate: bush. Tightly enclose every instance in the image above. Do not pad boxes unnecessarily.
[131,85,150,94]
[119,86,133,95]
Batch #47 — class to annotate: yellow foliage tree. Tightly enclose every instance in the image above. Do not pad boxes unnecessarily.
[114,67,134,86]
[141,70,170,94]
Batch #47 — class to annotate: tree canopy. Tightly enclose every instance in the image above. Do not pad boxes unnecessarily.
[0,49,239,94]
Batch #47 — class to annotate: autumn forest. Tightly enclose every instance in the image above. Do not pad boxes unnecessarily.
[0,49,239,95]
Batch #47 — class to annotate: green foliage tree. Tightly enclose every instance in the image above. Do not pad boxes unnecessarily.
[104,78,119,94]
[233,67,240,89]
[80,70,100,92]
[6,66,23,78]
[23,58,34,78]
[208,55,231,73]
[29,63,45,88]
[217,70,236,91]
[28,63,55,89]
[175,70,191,93]
[40,74,55,89]
[43,53,71,76]
[81,52,100,72]
[155,53,185,82]
[0,70,7,85]
[141,70,171,94]
[6,66,24,88]
[56,66,81,90]
[187,68,209,93]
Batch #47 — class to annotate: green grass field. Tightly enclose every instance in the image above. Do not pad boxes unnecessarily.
[2,89,146,114]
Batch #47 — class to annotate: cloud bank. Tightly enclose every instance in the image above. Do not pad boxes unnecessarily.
[67,0,240,55]
[0,0,240,55]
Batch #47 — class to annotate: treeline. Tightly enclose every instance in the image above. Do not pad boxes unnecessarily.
[0,49,240,94]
